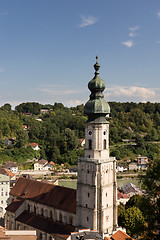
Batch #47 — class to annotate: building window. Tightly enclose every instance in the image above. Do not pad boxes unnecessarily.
[1,192,3,196]
[103,139,107,149]
[39,233,42,240]
[50,210,53,219]
[59,212,62,222]
[106,193,107,197]
[5,192,8,196]
[41,208,44,216]
[87,217,89,221]
[103,131,106,135]
[86,204,88,208]
[89,139,92,150]
[1,200,3,204]
[27,204,30,211]
[88,193,90,197]
[34,206,36,214]
[69,216,73,225]
[1,189,3,191]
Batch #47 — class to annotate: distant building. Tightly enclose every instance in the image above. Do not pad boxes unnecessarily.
[34,159,55,171]
[137,156,148,170]
[4,138,15,147]
[121,183,142,197]
[3,162,18,174]
[0,168,16,181]
[117,190,129,205]
[0,174,10,217]
[40,109,50,114]
[29,143,40,151]
[129,162,138,171]
[116,166,127,172]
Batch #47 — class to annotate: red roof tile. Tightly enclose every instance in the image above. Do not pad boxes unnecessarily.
[111,230,134,240]
[10,178,76,214]
[29,143,38,147]
[0,168,15,178]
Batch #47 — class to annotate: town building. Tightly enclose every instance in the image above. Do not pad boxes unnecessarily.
[0,174,10,217]
[29,143,40,151]
[76,57,117,235]
[3,162,18,174]
[34,160,55,171]
[5,177,76,240]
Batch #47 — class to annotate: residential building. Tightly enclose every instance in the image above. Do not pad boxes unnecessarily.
[117,190,129,205]
[0,174,10,217]
[121,183,142,197]
[4,138,15,147]
[3,162,18,174]
[29,143,40,151]
[34,160,55,171]
[137,156,148,170]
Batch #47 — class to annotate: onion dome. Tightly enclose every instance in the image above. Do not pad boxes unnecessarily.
[84,57,110,122]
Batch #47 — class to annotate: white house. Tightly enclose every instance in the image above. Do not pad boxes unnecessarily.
[34,160,55,171]
[3,163,18,174]
[29,143,40,151]
[0,174,10,217]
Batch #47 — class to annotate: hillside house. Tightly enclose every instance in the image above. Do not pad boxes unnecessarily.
[29,143,40,151]
[3,163,18,174]
[34,160,55,171]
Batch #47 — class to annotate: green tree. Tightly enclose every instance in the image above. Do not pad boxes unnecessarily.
[124,206,144,237]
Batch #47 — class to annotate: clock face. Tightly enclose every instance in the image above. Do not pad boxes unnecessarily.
[88,130,92,136]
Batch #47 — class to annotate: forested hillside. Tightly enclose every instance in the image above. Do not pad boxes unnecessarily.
[0,101,160,164]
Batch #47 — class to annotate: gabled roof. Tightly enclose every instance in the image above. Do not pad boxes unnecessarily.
[16,210,75,237]
[35,159,48,165]
[4,162,18,168]
[0,168,15,179]
[111,230,135,240]
[10,177,76,214]
[117,190,129,200]
[29,143,39,147]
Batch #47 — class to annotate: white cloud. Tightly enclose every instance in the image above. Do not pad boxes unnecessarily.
[0,11,8,16]
[104,86,159,102]
[79,15,98,28]
[129,25,140,38]
[121,40,134,47]
[157,11,160,19]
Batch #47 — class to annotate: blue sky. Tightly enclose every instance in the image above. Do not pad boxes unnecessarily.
[0,0,160,108]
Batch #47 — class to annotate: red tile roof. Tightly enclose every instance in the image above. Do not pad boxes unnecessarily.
[117,190,129,200]
[16,210,75,237]
[10,177,76,214]
[29,143,38,147]
[0,168,15,178]
[111,230,135,240]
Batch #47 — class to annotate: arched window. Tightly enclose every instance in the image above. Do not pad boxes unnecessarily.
[50,210,53,219]
[89,139,92,150]
[103,139,106,149]
[34,206,36,214]
[27,204,30,211]
[69,216,73,225]
[41,208,43,216]
[59,212,62,222]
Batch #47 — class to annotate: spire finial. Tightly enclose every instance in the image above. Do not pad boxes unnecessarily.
[96,56,98,64]
[94,56,100,74]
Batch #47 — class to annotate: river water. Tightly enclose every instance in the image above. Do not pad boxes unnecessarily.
[58,178,141,189]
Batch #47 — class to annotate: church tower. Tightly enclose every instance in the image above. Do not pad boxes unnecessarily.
[76,57,117,235]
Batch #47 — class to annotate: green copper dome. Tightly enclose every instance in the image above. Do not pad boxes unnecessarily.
[84,57,110,121]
